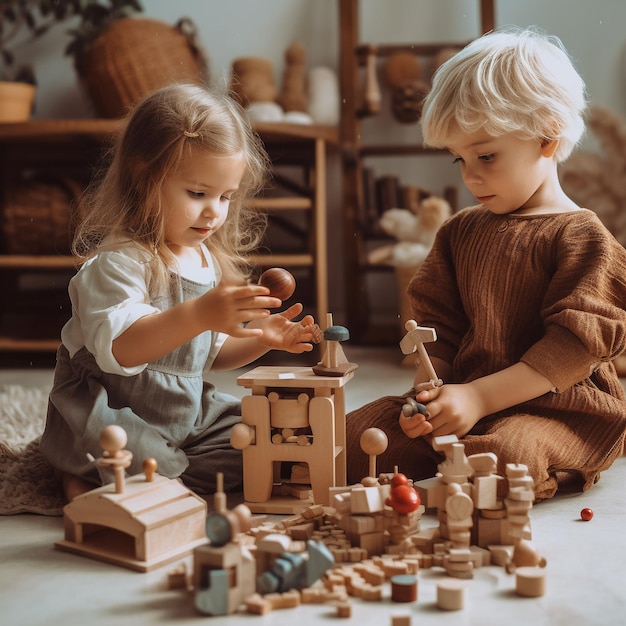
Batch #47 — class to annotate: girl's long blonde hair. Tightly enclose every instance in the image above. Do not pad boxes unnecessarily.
[73,83,270,293]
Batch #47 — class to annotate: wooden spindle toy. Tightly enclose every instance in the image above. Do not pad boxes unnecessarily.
[359,427,388,479]
[143,457,157,482]
[96,425,133,494]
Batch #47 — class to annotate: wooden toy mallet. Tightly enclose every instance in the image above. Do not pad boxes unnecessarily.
[399,320,443,388]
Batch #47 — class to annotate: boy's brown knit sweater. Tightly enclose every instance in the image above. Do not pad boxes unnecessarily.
[346,206,626,500]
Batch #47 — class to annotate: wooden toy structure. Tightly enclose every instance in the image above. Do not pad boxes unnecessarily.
[231,361,355,514]
[312,313,358,377]
[56,425,208,572]
[193,473,257,616]
[412,435,547,583]
[168,430,547,617]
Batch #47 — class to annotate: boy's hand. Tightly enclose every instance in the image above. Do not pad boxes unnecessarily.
[399,408,434,438]
[414,383,484,438]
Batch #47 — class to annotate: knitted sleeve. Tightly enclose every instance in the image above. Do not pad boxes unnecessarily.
[521,213,626,391]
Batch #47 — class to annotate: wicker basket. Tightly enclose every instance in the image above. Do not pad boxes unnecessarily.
[1,178,83,254]
[79,17,208,119]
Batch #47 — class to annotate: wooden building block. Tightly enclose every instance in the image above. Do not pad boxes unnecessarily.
[488,545,514,567]
[390,574,418,602]
[436,578,467,610]
[350,485,385,513]
[245,593,271,615]
[515,566,547,597]
[193,542,256,614]
[391,614,412,626]
[194,569,229,616]
[336,600,352,617]
[414,476,448,511]
[358,530,385,556]
[472,474,498,510]
[257,533,292,554]
[345,514,377,535]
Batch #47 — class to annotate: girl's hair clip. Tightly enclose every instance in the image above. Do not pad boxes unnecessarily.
[183,130,200,138]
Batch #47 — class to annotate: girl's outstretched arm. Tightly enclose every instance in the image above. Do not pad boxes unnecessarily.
[111,284,281,368]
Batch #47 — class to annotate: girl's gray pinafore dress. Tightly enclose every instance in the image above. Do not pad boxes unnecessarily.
[40,272,243,494]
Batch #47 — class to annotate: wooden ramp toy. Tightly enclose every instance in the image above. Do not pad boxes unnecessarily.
[56,425,208,572]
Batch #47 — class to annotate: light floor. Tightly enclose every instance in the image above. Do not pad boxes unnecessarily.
[1,346,625,626]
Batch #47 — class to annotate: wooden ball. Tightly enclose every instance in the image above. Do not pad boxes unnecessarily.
[258,267,296,300]
[580,507,594,521]
[99,425,127,454]
[231,423,255,449]
[360,427,388,456]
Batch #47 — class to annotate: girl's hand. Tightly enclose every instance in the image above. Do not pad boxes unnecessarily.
[196,283,282,338]
[253,303,322,353]
[414,383,485,438]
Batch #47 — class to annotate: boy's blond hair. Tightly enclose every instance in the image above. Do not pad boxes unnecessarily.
[421,27,587,162]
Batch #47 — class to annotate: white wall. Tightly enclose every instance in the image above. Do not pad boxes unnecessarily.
[13,0,626,323]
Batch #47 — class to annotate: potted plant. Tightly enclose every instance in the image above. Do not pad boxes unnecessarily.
[0,0,143,121]
[0,0,54,121]
[0,1,208,121]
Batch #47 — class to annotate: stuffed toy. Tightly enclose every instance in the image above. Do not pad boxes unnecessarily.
[230,45,319,125]
[559,104,626,247]
[307,66,340,125]
[230,57,277,107]
[368,195,452,267]
[278,42,308,113]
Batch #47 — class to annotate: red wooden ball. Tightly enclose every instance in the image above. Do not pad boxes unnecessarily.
[258,267,296,300]
[580,507,594,521]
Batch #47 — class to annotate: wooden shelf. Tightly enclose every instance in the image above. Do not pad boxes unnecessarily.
[0,119,338,144]
[247,197,312,211]
[0,337,61,352]
[0,255,77,269]
[0,119,335,353]
[338,0,494,343]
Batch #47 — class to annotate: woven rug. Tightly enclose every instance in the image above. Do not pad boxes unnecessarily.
[0,385,64,515]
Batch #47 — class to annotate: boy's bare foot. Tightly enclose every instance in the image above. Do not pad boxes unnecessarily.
[62,473,94,502]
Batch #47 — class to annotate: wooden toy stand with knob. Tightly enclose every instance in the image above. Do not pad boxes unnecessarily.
[55,426,208,572]
[233,361,355,514]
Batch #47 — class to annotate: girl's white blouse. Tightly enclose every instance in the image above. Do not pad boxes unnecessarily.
[61,242,226,377]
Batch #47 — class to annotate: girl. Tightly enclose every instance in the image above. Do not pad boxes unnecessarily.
[346,27,626,501]
[40,84,319,500]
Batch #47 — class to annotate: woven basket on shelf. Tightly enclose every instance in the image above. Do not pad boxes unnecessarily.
[1,178,83,254]
[79,17,209,119]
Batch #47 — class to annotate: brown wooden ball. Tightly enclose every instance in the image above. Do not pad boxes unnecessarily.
[258,267,296,300]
